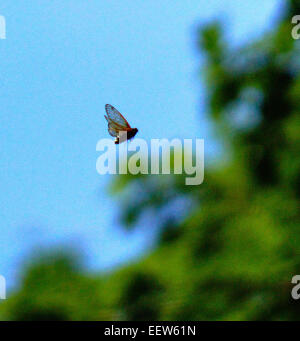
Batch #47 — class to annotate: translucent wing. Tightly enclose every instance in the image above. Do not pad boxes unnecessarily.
[107,122,118,137]
[104,115,123,136]
[105,104,131,129]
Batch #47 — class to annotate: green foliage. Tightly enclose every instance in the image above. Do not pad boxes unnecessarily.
[0,252,119,321]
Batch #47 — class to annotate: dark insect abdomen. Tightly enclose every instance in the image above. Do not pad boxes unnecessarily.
[115,128,138,144]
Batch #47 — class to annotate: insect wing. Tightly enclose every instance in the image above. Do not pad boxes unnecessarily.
[107,122,118,137]
[105,114,124,135]
[105,104,131,129]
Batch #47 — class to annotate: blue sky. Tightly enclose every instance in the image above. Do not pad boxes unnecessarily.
[0,1,282,290]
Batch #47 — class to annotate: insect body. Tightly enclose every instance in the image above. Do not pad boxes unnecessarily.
[104,104,138,144]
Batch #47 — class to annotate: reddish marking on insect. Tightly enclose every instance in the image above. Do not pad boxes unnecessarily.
[104,104,138,144]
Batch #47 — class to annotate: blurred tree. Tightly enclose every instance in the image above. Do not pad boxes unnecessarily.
[0,251,120,321]
[107,0,300,320]
[2,0,300,321]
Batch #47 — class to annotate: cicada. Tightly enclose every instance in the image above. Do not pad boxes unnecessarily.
[104,104,138,144]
